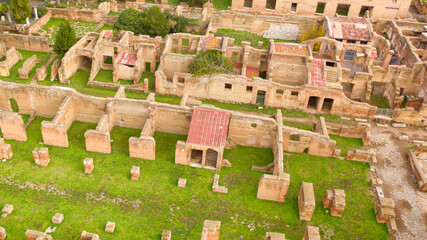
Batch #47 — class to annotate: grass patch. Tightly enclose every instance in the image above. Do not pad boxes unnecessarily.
[329,135,364,157]
[41,18,98,43]
[0,117,388,239]
[108,11,121,16]
[213,0,232,10]
[215,29,299,49]
[97,24,114,33]
[370,96,390,109]
[0,50,52,83]
[283,120,313,131]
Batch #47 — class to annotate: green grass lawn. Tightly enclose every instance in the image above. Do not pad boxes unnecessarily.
[213,0,232,10]
[0,50,52,83]
[168,0,181,6]
[283,120,313,131]
[329,135,364,157]
[0,117,388,239]
[215,29,299,49]
[97,24,114,33]
[370,96,390,109]
[41,18,98,43]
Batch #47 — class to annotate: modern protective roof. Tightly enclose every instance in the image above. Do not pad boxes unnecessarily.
[326,17,371,41]
[187,109,230,148]
[118,52,137,66]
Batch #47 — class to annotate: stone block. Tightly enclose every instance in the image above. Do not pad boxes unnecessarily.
[1,204,13,218]
[392,123,406,128]
[131,166,140,180]
[331,189,346,217]
[387,218,397,234]
[52,213,64,224]
[0,227,5,240]
[398,135,409,141]
[25,229,53,240]
[0,138,12,159]
[201,220,220,240]
[212,174,228,194]
[84,158,94,174]
[257,173,290,202]
[161,230,171,240]
[323,189,333,208]
[264,231,286,239]
[32,147,50,167]
[298,182,315,221]
[303,226,321,240]
[105,221,115,233]
[178,178,187,188]
[375,197,395,223]
[80,231,100,240]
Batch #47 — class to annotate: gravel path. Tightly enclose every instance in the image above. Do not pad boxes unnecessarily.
[370,131,427,239]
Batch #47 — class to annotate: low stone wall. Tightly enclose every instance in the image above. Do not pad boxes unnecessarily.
[0,47,23,77]
[18,55,40,79]
[0,33,50,52]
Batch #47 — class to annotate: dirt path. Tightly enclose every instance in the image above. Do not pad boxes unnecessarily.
[369,126,427,239]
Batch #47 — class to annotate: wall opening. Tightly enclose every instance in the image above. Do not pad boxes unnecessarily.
[205,149,218,168]
[246,86,253,92]
[291,3,297,12]
[256,90,266,105]
[225,83,232,90]
[178,77,185,84]
[344,50,356,61]
[291,91,299,97]
[307,96,319,110]
[276,89,284,95]
[336,4,350,16]
[190,149,203,165]
[322,98,334,112]
[145,62,151,72]
[360,6,373,17]
[316,2,326,14]
[266,0,276,9]
[244,0,253,8]
[290,134,300,141]
[9,99,19,113]
[104,56,113,64]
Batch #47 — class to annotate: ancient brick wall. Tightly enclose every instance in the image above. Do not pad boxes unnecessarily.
[0,34,49,52]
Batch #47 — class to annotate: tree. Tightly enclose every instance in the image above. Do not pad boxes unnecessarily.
[189,50,233,76]
[113,8,143,35]
[0,3,9,16]
[165,12,188,33]
[10,0,31,24]
[54,21,77,55]
[140,6,169,37]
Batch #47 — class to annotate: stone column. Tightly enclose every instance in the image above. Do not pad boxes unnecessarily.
[34,7,39,20]
[25,17,30,25]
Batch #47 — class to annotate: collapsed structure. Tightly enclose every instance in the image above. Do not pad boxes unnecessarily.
[408,144,427,191]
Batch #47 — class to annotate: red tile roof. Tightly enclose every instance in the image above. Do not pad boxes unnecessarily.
[118,52,137,66]
[274,43,309,56]
[103,31,112,39]
[327,17,371,41]
[246,66,259,78]
[310,58,327,87]
[187,109,230,148]
[202,36,222,50]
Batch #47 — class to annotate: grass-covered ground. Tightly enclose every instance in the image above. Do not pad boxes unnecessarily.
[41,18,98,43]
[370,96,390,109]
[93,69,155,87]
[0,117,388,239]
[329,135,364,157]
[215,29,299,49]
[0,50,53,83]
[97,24,114,33]
[283,120,313,131]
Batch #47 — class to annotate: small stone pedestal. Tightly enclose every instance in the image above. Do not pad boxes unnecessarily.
[323,189,346,217]
[33,147,50,166]
[84,158,94,174]
[161,230,171,240]
[52,213,64,224]
[0,227,6,240]
[105,222,115,233]
[298,182,315,221]
[1,204,13,218]
[201,220,221,240]
[178,178,186,188]
[131,166,140,180]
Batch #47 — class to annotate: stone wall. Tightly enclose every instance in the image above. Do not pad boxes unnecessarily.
[0,47,23,77]
[0,33,50,52]
[230,0,411,19]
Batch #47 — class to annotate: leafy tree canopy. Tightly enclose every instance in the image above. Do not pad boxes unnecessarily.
[189,50,233,76]
[10,0,31,24]
[54,21,77,55]
[0,3,9,16]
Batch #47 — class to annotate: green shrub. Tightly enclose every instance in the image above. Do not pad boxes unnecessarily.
[189,50,233,76]
[165,12,188,33]
[113,8,142,35]
[54,21,77,55]
[38,6,47,18]
[10,0,31,24]
[0,3,9,16]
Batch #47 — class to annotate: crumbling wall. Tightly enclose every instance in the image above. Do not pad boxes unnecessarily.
[18,55,40,79]
[41,96,75,147]
[0,33,49,52]
[0,111,27,141]
[0,47,23,77]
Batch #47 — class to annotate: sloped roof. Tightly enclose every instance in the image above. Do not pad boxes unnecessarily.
[187,109,230,148]
[326,17,371,41]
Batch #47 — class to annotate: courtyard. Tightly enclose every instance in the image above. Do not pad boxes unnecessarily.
[0,117,388,239]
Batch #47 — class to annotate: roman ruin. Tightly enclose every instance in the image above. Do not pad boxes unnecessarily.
[0,0,425,238]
